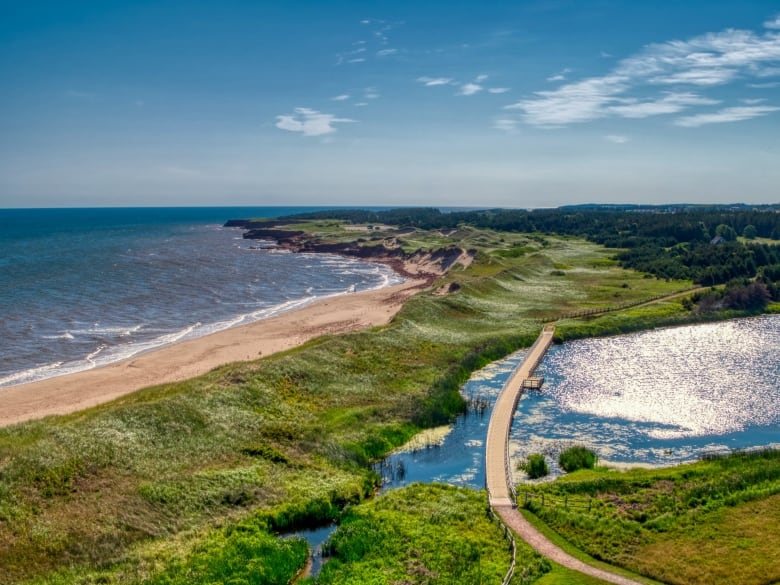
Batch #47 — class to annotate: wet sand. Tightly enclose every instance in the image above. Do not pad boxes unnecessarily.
[0,278,428,427]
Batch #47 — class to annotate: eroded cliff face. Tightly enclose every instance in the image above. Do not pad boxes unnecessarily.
[229,222,474,280]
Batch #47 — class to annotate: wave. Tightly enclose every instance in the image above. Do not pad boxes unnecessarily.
[0,362,65,387]
[42,332,75,340]
[0,270,404,389]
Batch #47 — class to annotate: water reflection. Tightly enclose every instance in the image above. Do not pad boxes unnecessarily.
[511,315,780,472]
[378,351,528,491]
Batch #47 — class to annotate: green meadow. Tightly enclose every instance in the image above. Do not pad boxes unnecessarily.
[518,450,780,585]
[0,223,769,584]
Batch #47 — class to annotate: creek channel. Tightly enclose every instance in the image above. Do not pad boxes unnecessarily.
[287,349,529,577]
[290,315,780,577]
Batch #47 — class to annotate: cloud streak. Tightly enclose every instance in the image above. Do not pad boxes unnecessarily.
[675,105,780,127]
[275,108,355,137]
[418,76,454,86]
[507,25,780,127]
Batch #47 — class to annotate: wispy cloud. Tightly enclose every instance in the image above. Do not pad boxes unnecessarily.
[507,25,780,127]
[493,118,519,132]
[488,87,511,94]
[376,48,397,57]
[457,74,492,96]
[608,92,719,118]
[458,82,483,96]
[331,94,350,101]
[547,68,572,82]
[675,105,780,127]
[765,15,780,29]
[650,68,738,86]
[363,87,380,99]
[418,76,454,86]
[604,134,629,143]
[275,108,355,137]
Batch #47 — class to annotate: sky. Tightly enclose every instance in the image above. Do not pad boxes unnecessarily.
[1,0,779,208]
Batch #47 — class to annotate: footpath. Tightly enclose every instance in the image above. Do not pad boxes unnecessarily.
[486,324,646,585]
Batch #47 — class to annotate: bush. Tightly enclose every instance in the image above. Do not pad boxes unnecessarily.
[521,454,549,479]
[559,446,598,472]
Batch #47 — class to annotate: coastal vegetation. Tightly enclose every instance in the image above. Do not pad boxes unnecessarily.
[1,207,777,584]
[521,454,550,479]
[558,447,598,473]
[518,449,780,585]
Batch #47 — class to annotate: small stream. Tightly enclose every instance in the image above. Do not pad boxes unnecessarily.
[292,350,529,577]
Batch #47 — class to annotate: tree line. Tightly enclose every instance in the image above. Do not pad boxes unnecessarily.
[281,205,780,305]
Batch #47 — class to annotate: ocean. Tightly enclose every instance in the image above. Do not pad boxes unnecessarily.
[0,207,403,388]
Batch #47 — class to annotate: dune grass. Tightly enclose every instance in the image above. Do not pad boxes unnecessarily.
[518,450,780,585]
[0,229,710,583]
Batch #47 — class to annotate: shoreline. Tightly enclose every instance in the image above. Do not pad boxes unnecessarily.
[0,277,429,428]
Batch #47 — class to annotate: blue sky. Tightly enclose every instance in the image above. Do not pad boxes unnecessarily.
[1,0,779,208]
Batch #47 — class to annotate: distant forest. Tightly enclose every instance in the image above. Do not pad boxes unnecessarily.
[280,205,780,308]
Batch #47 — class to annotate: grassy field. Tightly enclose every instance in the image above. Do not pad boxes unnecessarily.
[518,450,780,585]
[0,224,752,584]
[311,483,516,584]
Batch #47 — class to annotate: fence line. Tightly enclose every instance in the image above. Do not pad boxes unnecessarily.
[487,505,517,585]
[554,287,698,322]
[519,491,594,512]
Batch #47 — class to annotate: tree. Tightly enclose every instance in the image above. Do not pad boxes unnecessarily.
[742,224,758,239]
[715,224,738,241]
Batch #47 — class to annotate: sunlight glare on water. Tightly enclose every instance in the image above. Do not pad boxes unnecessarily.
[546,318,779,438]
[512,316,780,469]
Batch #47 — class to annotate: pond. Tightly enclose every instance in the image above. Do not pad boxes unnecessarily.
[510,315,780,477]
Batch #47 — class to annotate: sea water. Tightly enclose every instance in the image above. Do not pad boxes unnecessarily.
[0,207,403,388]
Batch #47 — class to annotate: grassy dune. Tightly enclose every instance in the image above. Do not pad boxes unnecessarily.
[519,450,780,585]
[0,226,720,584]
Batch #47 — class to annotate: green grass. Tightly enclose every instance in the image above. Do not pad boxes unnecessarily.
[0,228,737,584]
[559,446,598,473]
[533,565,614,585]
[312,484,519,584]
[518,450,780,585]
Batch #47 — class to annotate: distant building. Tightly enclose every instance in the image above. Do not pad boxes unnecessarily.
[710,236,726,245]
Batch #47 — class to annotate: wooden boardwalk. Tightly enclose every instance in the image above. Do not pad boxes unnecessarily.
[485,324,646,585]
[485,324,555,508]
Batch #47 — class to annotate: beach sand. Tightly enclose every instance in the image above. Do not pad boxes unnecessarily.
[0,278,428,427]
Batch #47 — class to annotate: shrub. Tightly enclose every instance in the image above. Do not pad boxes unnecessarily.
[521,454,549,479]
[559,446,598,472]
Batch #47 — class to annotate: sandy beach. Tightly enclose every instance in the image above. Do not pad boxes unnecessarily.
[0,278,428,428]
